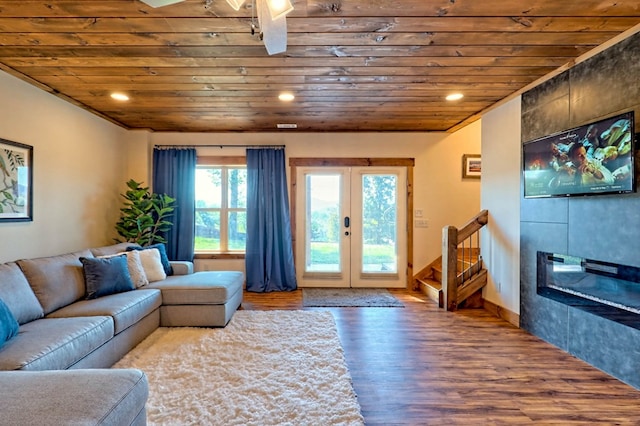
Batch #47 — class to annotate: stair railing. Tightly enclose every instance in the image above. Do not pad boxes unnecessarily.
[441,210,489,311]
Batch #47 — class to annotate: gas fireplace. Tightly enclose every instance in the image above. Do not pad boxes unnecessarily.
[537,252,640,329]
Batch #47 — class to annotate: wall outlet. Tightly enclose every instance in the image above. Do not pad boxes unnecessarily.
[415,219,429,228]
[414,209,424,218]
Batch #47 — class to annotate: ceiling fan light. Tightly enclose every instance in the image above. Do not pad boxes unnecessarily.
[139,0,184,8]
[226,0,247,11]
[266,0,294,20]
[257,0,288,55]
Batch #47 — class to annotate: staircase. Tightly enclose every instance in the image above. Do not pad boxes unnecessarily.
[414,210,489,310]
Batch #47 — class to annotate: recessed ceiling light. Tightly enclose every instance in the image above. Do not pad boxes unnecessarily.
[446,93,464,101]
[111,93,130,101]
[278,92,295,102]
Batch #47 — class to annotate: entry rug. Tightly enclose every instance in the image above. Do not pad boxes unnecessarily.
[303,288,405,307]
[114,310,364,426]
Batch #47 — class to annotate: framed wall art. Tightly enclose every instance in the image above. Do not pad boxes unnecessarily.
[0,138,33,222]
[462,154,481,179]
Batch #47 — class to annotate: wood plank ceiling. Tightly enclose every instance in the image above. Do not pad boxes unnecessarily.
[0,0,638,132]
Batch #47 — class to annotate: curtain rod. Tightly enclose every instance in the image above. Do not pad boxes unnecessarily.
[154,144,285,149]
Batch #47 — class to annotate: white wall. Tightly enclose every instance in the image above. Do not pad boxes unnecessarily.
[480,97,522,314]
[0,71,130,263]
[149,124,482,273]
[123,130,153,185]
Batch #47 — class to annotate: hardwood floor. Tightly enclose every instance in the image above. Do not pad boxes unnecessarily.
[242,288,640,425]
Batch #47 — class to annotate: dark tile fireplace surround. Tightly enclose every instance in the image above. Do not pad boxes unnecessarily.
[520,31,640,389]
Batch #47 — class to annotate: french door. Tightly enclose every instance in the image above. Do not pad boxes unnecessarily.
[295,166,407,288]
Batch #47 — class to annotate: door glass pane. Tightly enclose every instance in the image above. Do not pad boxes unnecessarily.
[195,211,220,250]
[361,174,398,273]
[306,174,341,272]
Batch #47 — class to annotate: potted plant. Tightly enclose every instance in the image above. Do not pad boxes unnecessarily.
[115,179,176,246]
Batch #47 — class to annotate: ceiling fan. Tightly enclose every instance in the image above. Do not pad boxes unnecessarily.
[139,0,293,55]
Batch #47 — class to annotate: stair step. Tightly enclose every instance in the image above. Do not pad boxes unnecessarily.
[417,278,443,308]
[432,268,442,282]
[417,278,441,291]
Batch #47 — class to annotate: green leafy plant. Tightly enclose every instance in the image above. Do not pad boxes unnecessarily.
[115,179,176,246]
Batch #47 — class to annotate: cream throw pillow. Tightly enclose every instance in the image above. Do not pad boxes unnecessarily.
[99,250,149,288]
[136,248,167,283]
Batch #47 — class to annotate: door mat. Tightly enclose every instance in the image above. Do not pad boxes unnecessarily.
[302,288,404,307]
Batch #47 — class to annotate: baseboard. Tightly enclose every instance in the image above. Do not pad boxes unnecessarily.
[483,299,520,328]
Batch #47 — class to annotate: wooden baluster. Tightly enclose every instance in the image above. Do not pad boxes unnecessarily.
[442,225,458,311]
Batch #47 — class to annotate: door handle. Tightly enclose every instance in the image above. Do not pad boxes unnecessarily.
[344,216,350,228]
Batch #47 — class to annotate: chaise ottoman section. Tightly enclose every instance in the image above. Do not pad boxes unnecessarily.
[0,368,148,426]
[146,271,244,327]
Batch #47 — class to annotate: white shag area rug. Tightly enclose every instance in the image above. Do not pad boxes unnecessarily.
[114,310,365,426]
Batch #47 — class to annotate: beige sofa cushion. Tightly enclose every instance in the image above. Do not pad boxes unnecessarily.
[137,248,167,283]
[17,249,93,315]
[0,262,43,325]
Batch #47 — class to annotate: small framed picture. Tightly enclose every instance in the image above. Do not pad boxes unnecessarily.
[462,154,481,179]
[0,138,33,222]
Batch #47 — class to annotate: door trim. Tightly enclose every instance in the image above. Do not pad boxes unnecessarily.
[289,157,415,288]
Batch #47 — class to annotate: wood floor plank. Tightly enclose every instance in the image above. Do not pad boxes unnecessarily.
[242,289,640,424]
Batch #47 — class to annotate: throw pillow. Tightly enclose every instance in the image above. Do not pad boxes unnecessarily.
[127,243,173,276]
[80,255,135,300]
[0,297,19,349]
[136,248,167,283]
[99,250,149,288]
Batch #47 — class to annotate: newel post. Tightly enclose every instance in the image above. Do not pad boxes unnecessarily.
[442,225,459,311]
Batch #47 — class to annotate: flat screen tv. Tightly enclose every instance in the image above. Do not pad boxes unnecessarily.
[523,111,636,198]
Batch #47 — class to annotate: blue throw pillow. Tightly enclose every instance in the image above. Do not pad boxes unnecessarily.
[127,243,173,276]
[0,297,19,349]
[80,255,135,300]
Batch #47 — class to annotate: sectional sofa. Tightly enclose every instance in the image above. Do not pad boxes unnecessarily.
[0,242,244,425]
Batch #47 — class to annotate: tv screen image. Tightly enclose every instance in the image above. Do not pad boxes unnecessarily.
[523,111,636,198]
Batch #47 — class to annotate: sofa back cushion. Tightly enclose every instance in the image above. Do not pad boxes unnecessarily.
[0,262,44,324]
[90,242,141,258]
[17,249,93,315]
